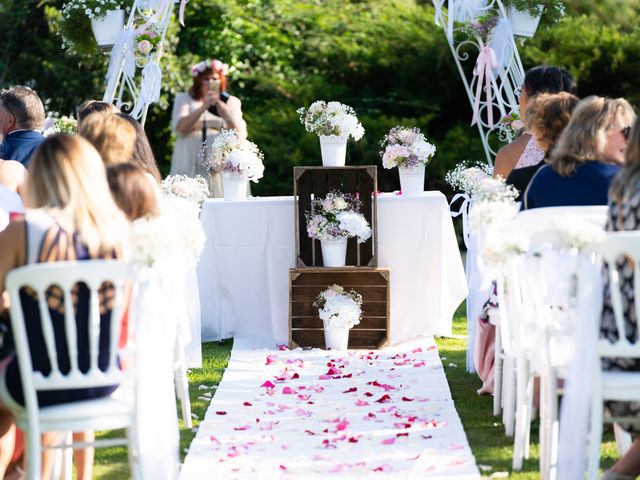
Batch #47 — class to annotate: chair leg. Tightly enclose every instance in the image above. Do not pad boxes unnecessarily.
[25,424,42,480]
[503,356,516,437]
[512,357,529,471]
[613,422,632,456]
[175,366,192,429]
[587,398,603,480]
[493,325,503,416]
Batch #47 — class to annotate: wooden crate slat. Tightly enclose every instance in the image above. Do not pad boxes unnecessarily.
[289,267,389,350]
[291,316,387,329]
[293,166,378,268]
[292,301,387,317]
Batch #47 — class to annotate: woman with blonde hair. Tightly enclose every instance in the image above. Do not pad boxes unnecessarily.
[0,134,128,479]
[523,96,636,210]
[78,112,137,166]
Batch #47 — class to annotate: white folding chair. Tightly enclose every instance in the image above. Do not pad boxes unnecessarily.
[0,260,139,480]
[588,232,640,479]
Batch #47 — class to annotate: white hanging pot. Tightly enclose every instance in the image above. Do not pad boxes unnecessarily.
[507,5,544,37]
[90,9,125,48]
[398,164,425,196]
[319,135,348,166]
[320,237,348,267]
[222,173,248,201]
[323,323,350,350]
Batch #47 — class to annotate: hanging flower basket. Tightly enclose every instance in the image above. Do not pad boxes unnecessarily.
[507,5,544,37]
[59,0,129,56]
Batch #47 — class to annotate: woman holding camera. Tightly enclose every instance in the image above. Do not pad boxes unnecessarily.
[169,59,247,197]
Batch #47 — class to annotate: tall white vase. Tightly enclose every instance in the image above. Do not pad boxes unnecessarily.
[398,164,425,196]
[319,135,348,166]
[320,237,348,267]
[222,173,248,201]
[323,323,349,350]
[90,9,125,48]
[507,5,544,37]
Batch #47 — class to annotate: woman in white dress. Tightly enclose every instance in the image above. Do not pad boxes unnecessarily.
[170,59,247,197]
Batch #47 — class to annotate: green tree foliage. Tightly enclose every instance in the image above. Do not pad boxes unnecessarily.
[0,0,639,196]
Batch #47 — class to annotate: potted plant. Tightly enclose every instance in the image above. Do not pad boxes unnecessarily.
[305,190,371,267]
[502,0,566,37]
[59,0,128,55]
[201,129,265,201]
[380,126,436,196]
[297,101,365,166]
[313,284,363,350]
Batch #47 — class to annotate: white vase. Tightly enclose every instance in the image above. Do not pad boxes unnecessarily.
[507,5,544,37]
[323,324,349,350]
[320,237,348,267]
[398,164,425,196]
[222,173,248,201]
[319,135,348,166]
[90,9,125,48]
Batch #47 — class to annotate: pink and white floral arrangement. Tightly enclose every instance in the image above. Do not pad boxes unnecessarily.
[201,129,265,182]
[297,101,365,140]
[379,126,436,169]
[313,284,363,329]
[497,111,524,144]
[305,191,372,243]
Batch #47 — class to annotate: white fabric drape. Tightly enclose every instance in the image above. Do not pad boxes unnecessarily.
[197,193,468,343]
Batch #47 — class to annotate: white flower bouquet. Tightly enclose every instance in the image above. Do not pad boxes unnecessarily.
[469,201,519,237]
[445,161,494,196]
[161,175,210,206]
[201,129,265,182]
[482,229,529,269]
[379,126,436,169]
[313,284,363,329]
[297,101,365,140]
[553,214,606,250]
[129,197,205,267]
[497,112,525,144]
[306,191,372,243]
[471,176,519,203]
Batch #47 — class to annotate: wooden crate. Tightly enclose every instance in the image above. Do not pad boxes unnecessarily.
[293,166,378,268]
[289,267,390,349]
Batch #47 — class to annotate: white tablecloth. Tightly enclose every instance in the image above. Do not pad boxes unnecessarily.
[198,192,467,343]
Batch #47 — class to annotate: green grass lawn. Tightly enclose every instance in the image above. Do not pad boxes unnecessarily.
[91,306,619,478]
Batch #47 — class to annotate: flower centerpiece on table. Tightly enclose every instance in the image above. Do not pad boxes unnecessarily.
[306,191,371,267]
[297,101,364,166]
[380,126,436,196]
[58,0,128,55]
[313,284,363,350]
[201,129,265,182]
[497,112,524,144]
[161,175,210,206]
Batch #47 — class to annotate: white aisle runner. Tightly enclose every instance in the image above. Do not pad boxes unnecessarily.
[180,337,480,479]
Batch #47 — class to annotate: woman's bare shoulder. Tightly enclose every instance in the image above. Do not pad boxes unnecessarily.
[494,133,531,177]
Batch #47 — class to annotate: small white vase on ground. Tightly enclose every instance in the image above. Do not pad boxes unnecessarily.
[507,5,543,37]
[323,322,349,350]
[319,135,348,166]
[320,237,348,267]
[398,164,425,196]
[91,9,125,48]
[222,172,248,201]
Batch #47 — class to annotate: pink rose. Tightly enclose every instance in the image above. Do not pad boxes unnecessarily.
[137,40,152,55]
[511,119,524,130]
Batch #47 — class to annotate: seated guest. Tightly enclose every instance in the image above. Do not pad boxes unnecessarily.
[76,100,118,128]
[494,66,577,180]
[522,96,636,210]
[115,113,162,185]
[0,134,128,479]
[599,117,640,480]
[78,112,136,166]
[0,87,45,167]
[507,92,579,197]
[106,163,160,221]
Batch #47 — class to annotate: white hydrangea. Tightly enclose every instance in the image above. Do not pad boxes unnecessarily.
[337,211,372,243]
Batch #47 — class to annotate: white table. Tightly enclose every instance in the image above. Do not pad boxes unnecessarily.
[197,192,468,343]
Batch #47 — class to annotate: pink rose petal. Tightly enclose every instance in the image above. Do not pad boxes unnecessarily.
[401,396,414,402]
[381,437,396,445]
[355,399,369,406]
[243,401,253,406]
[234,425,250,431]
[342,387,357,393]
[282,386,297,394]
[261,380,276,389]
[336,419,350,431]
[413,361,426,367]
[265,354,278,365]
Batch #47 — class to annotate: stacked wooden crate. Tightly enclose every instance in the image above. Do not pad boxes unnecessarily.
[288,166,390,349]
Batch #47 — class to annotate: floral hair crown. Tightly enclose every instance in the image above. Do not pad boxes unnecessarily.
[191,59,229,77]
